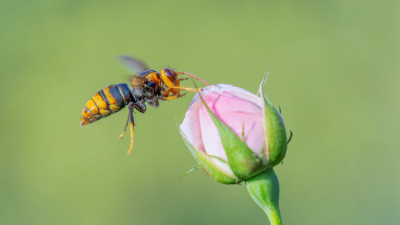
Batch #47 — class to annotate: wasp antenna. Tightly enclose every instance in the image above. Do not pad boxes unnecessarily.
[176,72,210,86]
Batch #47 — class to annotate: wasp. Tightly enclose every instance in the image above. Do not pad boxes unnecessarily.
[80,56,209,155]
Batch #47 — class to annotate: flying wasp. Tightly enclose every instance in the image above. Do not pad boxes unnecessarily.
[80,56,209,155]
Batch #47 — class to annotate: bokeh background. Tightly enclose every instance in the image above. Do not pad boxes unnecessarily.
[0,0,399,224]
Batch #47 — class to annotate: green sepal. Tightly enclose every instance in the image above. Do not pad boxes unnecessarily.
[179,130,238,184]
[199,95,265,180]
[258,76,288,167]
[263,95,287,166]
[246,169,282,225]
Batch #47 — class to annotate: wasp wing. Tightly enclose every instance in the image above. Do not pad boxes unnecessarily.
[117,55,149,74]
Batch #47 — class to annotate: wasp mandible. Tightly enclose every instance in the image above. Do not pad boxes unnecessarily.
[80,56,209,155]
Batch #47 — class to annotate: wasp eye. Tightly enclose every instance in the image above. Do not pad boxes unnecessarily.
[164,68,176,76]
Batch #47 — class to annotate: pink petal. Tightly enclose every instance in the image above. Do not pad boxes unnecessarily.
[180,99,206,153]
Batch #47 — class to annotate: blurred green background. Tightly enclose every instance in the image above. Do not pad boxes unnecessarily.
[0,0,399,224]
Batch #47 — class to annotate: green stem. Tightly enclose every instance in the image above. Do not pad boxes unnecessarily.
[246,169,282,225]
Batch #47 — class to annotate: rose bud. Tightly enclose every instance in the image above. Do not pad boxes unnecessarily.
[179,78,290,225]
[179,80,288,183]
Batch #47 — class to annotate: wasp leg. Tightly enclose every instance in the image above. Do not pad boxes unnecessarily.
[178,78,189,81]
[132,101,146,113]
[126,103,135,156]
[178,92,187,97]
[163,88,172,97]
[119,114,130,140]
[159,92,186,100]
[161,87,181,99]
[169,86,202,92]
[160,95,179,100]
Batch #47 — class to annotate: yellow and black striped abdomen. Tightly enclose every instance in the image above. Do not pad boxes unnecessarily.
[80,83,134,126]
